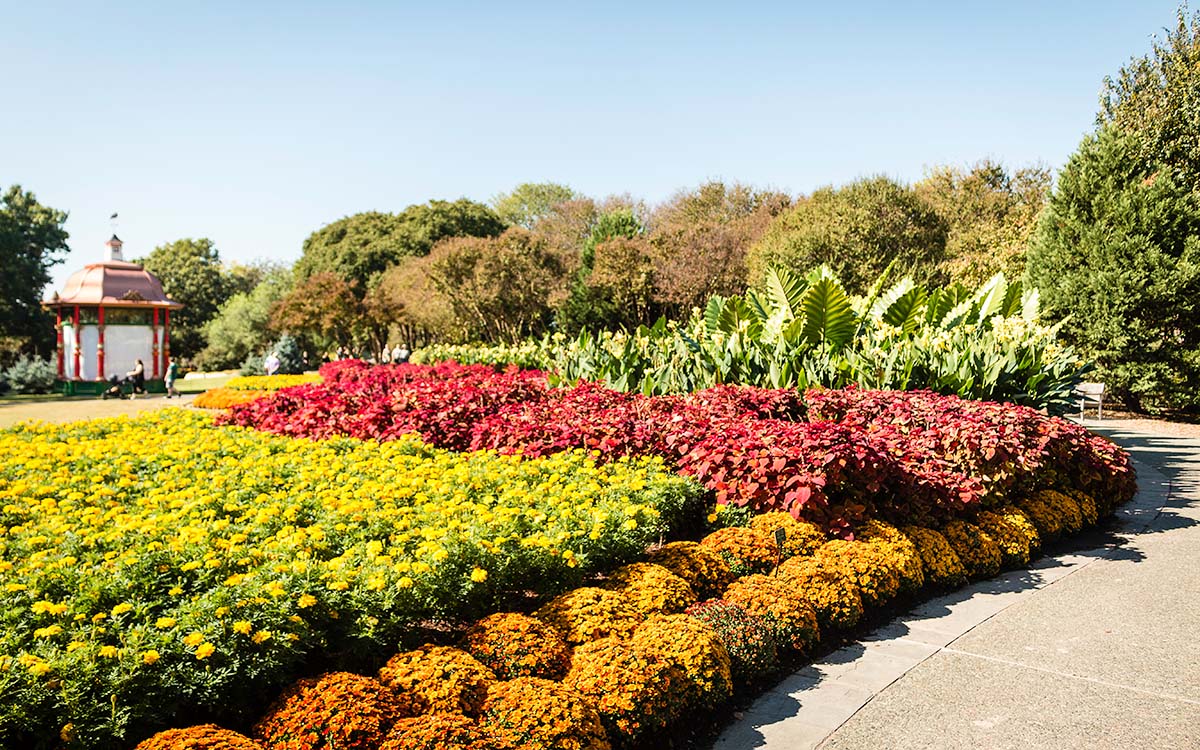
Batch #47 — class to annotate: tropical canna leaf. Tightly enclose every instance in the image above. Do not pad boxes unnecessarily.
[870,276,913,318]
[744,288,771,323]
[881,285,929,334]
[972,273,1009,325]
[1021,288,1041,322]
[1000,278,1024,318]
[764,267,806,320]
[704,296,726,332]
[801,276,856,349]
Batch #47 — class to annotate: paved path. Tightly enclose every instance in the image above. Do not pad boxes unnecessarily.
[715,424,1200,750]
[0,393,198,429]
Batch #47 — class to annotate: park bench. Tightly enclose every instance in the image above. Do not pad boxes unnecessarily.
[1074,382,1105,420]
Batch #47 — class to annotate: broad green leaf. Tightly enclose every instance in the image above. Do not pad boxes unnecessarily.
[801,277,857,349]
[764,267,806,320]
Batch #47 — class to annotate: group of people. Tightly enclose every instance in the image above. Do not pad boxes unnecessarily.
[332,343,410,364]
[103,357,180,400]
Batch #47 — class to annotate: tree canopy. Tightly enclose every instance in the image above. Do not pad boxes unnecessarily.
[0,185,69,359]
[915,161,1051,287]
[491,182,577,229]
[137,238,228,359]
[295,200,506,289]
[198,264,293,370]
[747,176,948,295]
[1101,6,1200,189]
[426,228,568,343]
[1026,126,1200,413]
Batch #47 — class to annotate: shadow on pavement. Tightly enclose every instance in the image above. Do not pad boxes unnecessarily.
[714,427,1200,749]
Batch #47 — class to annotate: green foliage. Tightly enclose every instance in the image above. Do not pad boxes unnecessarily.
[198,266,293,370]
[558,208,645,334]
[269,334,307,375]
[295,201,506,289]
[914,161,1051,287]
[1101,6,1200,189]
[1,355,56,394]
[747,176,948,295]
[411,342,551,370]
[137,239,228,359]
[1026,125,1200,412]
[0,185,69,357]
[492,182,578,228]
[548,267,1087,413]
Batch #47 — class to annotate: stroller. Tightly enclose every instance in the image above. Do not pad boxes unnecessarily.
[101,375,132,400]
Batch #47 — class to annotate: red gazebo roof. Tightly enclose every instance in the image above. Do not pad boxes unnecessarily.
[43,235,182,309]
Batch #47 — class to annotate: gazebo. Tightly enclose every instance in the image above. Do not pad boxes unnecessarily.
[42,235,183,394]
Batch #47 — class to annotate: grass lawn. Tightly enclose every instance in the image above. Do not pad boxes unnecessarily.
[175,373,236,393]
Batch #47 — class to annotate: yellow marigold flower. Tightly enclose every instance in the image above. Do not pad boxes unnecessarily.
[110,603,132,616]
[98,645,119,658]
[182,632,205,647]
[34,625,63,638]
[398,576,414,588]
[194,642,215,660]
[141,650,160,665]
[470,567,488,583]
[263,581,285,597]
[168,587,183,596]
[215,606,230,618]
[28,661,51,677]
[297,594,317,608]
[155,617,177,629]
[66,641,87,652]
[91,613,107,623]
[252,630,272,644]
[326,580,349,591]
[232,620,252,635]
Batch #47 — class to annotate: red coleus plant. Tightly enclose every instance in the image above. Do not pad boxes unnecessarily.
[221,365,1135,532]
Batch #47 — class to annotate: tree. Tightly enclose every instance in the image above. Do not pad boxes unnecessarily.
[197,265,294,370]
[1026,126,1200,413]
[269,273,362,352]
[426,228,569,343]
[0,185,69,359]
[747,176,948,295]
[648,181,790,315]
[373,256,456,346]
[295,200,506,289]
[915,161,1051,287]
[556,207,645,333]
[1101,6,1200,189]
[137,238,228,359]
[492,182,578,229]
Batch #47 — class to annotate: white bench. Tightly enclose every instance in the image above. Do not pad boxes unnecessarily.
[1074,382,1105,420]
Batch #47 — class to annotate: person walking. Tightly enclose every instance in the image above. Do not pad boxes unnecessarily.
[126,359,146,398]
[393,343,410,364]
[164,357,180,398]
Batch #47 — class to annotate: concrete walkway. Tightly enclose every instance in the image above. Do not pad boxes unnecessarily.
[715,424,1200,750]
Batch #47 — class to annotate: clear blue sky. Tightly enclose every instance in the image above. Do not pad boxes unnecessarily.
[2,1,1183,293]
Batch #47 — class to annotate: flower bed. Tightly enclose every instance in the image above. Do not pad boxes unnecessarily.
[220,364,1136,531]
[224,374,322,391]
[192,387,271,409]
[137,479,1120,750]
[3,362,1139,749]
[0,411,700,749]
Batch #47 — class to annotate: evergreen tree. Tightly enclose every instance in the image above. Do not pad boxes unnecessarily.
[1026,126,1200,412]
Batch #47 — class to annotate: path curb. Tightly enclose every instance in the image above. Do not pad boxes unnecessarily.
[713,451,1172,750]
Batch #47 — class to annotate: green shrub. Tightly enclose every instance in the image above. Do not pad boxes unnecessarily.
[1026,125,1200,413]
[2,355,56,394]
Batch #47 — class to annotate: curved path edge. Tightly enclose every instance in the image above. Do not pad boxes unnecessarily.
[712,442,1174,750]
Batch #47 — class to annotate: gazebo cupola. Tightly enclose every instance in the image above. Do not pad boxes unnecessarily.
[42,235,183,393]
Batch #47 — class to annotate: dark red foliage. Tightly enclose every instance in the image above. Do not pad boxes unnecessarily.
[221,365,1135,531]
